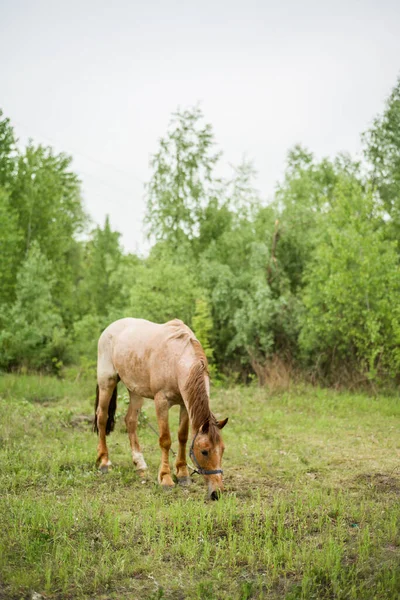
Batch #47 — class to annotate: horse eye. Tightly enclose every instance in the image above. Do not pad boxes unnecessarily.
[201,450,209,456]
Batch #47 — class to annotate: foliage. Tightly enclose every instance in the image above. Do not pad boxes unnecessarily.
[363,75,400,240]
[0,242,70,371]
[0,108,17,188]
[145,106,221,246]
[275,146,361,292]
[10,143,87,322]
[300,179,400,379]
[11,144,86,257]
[0,188,23,305]
[70,313,108,366]
[77,216,125,318]
[128,252,200,326]
[192,297,215,364]
[1,74,400,383]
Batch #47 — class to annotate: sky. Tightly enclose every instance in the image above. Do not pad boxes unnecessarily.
[1,0,400,253]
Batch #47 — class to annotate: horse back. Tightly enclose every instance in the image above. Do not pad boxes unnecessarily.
[98,318,195,400]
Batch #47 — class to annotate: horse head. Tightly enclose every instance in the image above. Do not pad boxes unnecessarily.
[190,417,228,500]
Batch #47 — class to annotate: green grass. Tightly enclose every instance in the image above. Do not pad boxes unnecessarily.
[0,374,399,599]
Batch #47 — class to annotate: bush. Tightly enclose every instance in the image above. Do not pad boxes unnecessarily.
[300,180,400,380]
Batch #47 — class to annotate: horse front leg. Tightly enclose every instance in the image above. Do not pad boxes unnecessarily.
[176,404,191,486]
[154,391,174,487]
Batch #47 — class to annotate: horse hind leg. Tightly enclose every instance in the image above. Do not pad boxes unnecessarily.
[125,391,148,476]
[95,378,118,472]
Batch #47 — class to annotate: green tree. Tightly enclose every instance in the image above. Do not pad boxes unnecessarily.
[0,189,23,305]
[70,313,108,369]
[11,143,87,323]
[363,75,400,239]
[0,242,69,370]
[228,239,300,380]
[145,106,220,247]
[0,111,21,306]
[275,146,361,293]
[128,252,200,326]
[12,144,85,254]
[0,109,17,188]
[195,159,261,256]
[300,179,400,379]
[227,159,261,219]
[192,297,215,364]
[78,216,125,318]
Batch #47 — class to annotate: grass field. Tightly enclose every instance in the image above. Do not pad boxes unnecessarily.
[0,374,399,600]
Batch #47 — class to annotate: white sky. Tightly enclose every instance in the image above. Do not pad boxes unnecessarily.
[1,0,399,253]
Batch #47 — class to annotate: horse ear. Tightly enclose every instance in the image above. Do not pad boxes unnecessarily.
[217,417,228,430]
[200,420,210,434]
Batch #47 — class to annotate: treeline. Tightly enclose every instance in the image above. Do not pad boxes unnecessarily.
[0,77,399,385]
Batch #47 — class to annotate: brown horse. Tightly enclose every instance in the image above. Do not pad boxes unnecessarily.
[94,317,228,499]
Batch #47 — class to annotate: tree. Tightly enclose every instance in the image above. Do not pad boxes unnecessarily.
[0,242,69,371]
[145,106,221,247]
[363,75,400,240]
[227,159,261,219]
[192,298,215,364]
[70,313,109,369]
[300,178,400,380]
[228,239,300,380]
[128,252,200,326]
[11,143,87,323]
[0,189,23,305]
[274,146,361,293]
[0,111,21,306]
[12,144,85,254]
[0,109,17,188]
[78,216,125,318]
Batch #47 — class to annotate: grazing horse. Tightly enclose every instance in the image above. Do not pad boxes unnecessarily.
[94,318,228,499]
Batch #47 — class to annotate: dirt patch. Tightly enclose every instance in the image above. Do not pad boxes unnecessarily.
[29,395,61,404]
[354,472,400,494]
[385,543,399,553]
[69,414,93,428]
[225,472,285,500]
[0,583,25,600]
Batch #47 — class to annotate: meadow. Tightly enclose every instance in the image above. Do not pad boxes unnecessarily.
[0,373,399,600]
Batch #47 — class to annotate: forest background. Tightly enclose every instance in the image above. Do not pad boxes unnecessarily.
[1,76,399,388]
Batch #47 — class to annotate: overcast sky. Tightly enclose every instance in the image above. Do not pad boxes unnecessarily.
[1,0,399,253]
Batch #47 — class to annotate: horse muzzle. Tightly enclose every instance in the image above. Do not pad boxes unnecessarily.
[209,489,221,501]
[207,474,224,500]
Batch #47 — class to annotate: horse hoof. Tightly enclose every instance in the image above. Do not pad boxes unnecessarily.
[99,460,112,474]
[132,452,147,472]
[162,484,175,491]
[137,469,148,478]
[159,475,175,488]
[177,476,191,487]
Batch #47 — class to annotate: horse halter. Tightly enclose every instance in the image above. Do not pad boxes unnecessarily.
[189,431,223,476]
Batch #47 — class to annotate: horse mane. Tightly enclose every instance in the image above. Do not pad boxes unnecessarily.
[183,338,220,444]
[165,319,220,442]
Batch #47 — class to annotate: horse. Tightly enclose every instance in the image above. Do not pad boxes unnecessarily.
[93,317,228,500]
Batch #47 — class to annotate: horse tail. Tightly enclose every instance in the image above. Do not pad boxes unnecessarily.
[93,384,100,433]
[106,386,117,434]
[93,383,118,435]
